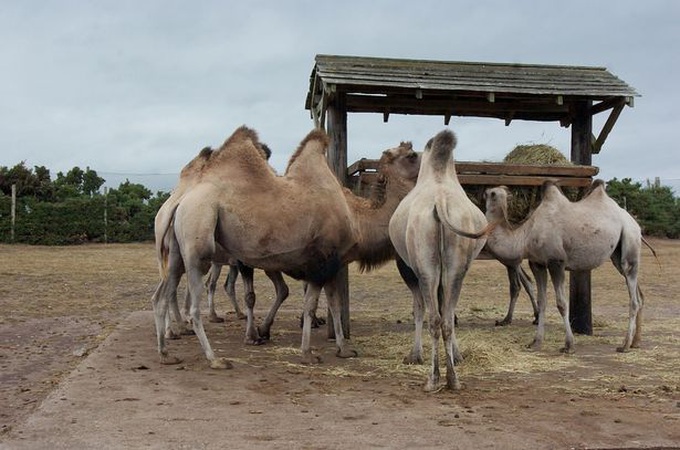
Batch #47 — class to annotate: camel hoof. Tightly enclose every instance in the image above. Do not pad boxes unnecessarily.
[424,378,442,393]
[208,315,225,323]
[160,355,182,365]
[300,352,323,365]
[559,346,575,355]
[495,318,511,327]
[336,348,358,359]
[527,340,542,351]
[245,337,267,346]
[616,346,630,353]
[181,328,195,336]
[402,354,424,365]
[209,358,233,370]
[256,327,272,341]
[446,376,462,391]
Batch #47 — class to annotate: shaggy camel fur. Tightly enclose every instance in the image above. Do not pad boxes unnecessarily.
[389,129,489,392]
[156,126,420,368]
[483,181,649,353]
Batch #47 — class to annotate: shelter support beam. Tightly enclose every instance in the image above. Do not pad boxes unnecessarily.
[326,94,350,339]
[569,100,593,335]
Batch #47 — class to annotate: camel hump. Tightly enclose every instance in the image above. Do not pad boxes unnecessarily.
[424,129,458,172]
[219,125,261,150]
[285,129,329,173]
[198,146,213,159]
[299,128,329,148]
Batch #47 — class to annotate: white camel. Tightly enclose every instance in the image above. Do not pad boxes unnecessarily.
[483,180,653,353]
[389,129,490,392]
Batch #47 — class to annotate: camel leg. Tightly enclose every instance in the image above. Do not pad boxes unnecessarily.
[205,263,225,323]
[257,271,289,340]
[152,280,182,365]
[324,274,358,359]
[548,264,574,354]
[300,283,324,364]
[618,266,642,352]
[528,262,548,351]
[397,258,424,364]
[186,264,232,369]
[423,275,442,393]
[442,272,465,391]
[518,265,539,325]
[298,282,326,329]
[497,265,521,326]
[631,285,644,349]
[610,246,643,352]
[164,246,191,339]
[239,265,265,345]
[225,264,246,319]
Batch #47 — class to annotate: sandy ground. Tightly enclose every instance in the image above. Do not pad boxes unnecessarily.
[1,241,679,449]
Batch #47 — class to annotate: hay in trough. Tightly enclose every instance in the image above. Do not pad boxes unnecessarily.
[464,143,579,223]
[503,144,572,166]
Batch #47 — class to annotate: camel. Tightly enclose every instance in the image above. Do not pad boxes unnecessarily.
[389,129,490,392]
[155,126,421,368]
[482,180,651,354]
[152,141,291,343]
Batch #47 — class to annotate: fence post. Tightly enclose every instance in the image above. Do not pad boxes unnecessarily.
[104,187,108,244]
[11,184,16,242]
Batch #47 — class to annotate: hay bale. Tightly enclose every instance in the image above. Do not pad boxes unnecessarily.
[503,144,572,166]
[464,144,579,223]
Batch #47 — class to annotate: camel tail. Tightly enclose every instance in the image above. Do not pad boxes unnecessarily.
[433,195,496,239]
[641,236,661,270]
[156,203,181,280]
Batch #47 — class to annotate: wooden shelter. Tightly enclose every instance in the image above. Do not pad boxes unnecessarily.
[304,54,638,337]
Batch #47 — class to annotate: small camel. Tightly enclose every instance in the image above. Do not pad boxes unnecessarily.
[483,180,650,353]
[156,126,420,368]
[389,129,490,392]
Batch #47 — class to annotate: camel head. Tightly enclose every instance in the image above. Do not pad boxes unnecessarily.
[377,141,421,186]
[484,186,512,224]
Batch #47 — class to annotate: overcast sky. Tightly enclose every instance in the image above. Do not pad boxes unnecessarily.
[1,1,678,193]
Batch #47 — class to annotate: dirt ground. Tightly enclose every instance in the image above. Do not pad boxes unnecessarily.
[0,240,679,449]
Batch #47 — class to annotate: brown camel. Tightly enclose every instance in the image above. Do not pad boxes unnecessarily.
[151,142,289,342]
[482,181,653,353]
[156,126,420,368]
[389,129,489,392]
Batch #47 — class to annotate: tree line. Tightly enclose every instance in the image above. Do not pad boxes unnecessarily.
[0,162,678,245]
[0,162,170,244]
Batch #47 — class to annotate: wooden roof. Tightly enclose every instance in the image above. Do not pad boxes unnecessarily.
[305,54,638,127]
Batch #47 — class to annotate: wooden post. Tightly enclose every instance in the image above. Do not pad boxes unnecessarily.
[325,93,350,339]
[11,184,16,242]
[569,100,593,335]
